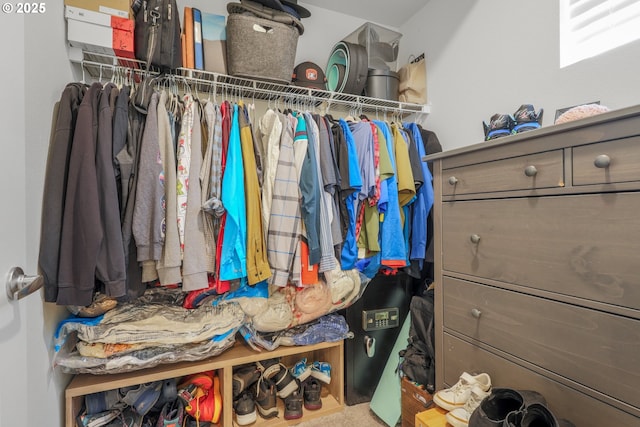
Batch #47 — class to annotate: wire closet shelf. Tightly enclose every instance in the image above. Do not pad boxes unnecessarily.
[77,52,429,118]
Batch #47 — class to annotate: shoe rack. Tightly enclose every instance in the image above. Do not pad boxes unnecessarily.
[65,339,344,426]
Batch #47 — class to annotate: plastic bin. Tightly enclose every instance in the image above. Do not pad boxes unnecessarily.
[343,22,402,71]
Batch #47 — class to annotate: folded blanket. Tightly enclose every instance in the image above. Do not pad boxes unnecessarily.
[55,328,238,375]
[56,299,245,346]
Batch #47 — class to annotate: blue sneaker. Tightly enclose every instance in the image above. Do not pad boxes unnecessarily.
[310,361,331,384]
[482,113,515,141]
[512,104,543,134]
[290,358,312,382]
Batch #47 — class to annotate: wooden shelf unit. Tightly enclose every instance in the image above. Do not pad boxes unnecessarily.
[65,339,345,427]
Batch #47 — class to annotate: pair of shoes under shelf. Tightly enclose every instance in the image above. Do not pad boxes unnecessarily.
[290,358,332,384]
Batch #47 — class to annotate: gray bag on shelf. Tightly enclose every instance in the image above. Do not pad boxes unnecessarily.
[133,0,182,70]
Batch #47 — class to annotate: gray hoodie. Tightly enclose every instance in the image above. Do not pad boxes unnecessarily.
[156,91,182,285]
[180,96,209,291]
[132,92,163,282]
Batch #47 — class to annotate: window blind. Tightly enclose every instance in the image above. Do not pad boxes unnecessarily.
[560,0,640,66]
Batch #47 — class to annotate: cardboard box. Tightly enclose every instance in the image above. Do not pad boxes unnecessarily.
[66,7,134,59]
[65,6,133,31]
[415,407,448,427]
[64,0,131,19]
[401,377,434,427]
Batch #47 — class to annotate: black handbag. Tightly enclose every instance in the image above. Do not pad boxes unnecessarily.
[133,0,182,70]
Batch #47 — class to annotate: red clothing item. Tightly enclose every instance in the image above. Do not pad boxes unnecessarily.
[213,101,233,294]
[369,122,381,207]
[300,239,319,285]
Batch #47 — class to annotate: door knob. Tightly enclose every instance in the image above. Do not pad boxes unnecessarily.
[5,267,43,301]
[594,154,610,168]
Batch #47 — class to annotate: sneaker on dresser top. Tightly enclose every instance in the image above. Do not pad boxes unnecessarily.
[445,384,491,427]
[433,371,492,411]
[512,104,543,134]
[483,113,515,141]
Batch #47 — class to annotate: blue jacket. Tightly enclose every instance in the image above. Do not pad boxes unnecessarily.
[220,104,248,280]
[338,119,362,270]
[405,123,434,264]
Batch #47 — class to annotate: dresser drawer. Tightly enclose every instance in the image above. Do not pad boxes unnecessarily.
[442,150,564,196]
[572,137,640,186]
[442,333,639,426]
[442,277,640,410]
[442,193,640,311]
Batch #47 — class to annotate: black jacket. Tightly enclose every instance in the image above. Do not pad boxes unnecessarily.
[39,82,86,303]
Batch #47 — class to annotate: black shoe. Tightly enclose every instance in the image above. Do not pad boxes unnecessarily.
[233,365,261,398]
[273,363,299,398]
[513,104,543,134]
[303,378,322,410]
[234,390,257,426]
[255,375,279,419]
[468,388,546,427]
[283,385,304,421]
[507,402,576,427]
[256,358,281,379]
[483,113,515,141]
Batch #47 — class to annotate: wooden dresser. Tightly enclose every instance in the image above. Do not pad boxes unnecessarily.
[426,106,640,426]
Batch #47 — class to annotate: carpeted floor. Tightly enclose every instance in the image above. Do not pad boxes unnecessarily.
[293,402,390,427]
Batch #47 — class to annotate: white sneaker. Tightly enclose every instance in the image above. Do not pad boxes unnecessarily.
[433,372,491,411]
[445,385,491,427]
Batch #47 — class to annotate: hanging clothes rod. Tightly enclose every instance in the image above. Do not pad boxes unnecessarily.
[78,52,430,117]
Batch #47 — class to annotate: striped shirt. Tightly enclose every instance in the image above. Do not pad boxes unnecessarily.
[267,114,301,287]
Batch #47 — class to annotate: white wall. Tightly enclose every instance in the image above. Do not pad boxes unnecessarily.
[400,0,640,151]
[0,11,28,427]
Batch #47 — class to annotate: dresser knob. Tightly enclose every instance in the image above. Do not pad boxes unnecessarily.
[448,176,459,185]
[524,165,538,177]
[471,308,482,319]
[470,234,481,244]
[594,154,611,168]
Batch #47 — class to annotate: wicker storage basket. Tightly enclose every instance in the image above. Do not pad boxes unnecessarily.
[226,13,299,84]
